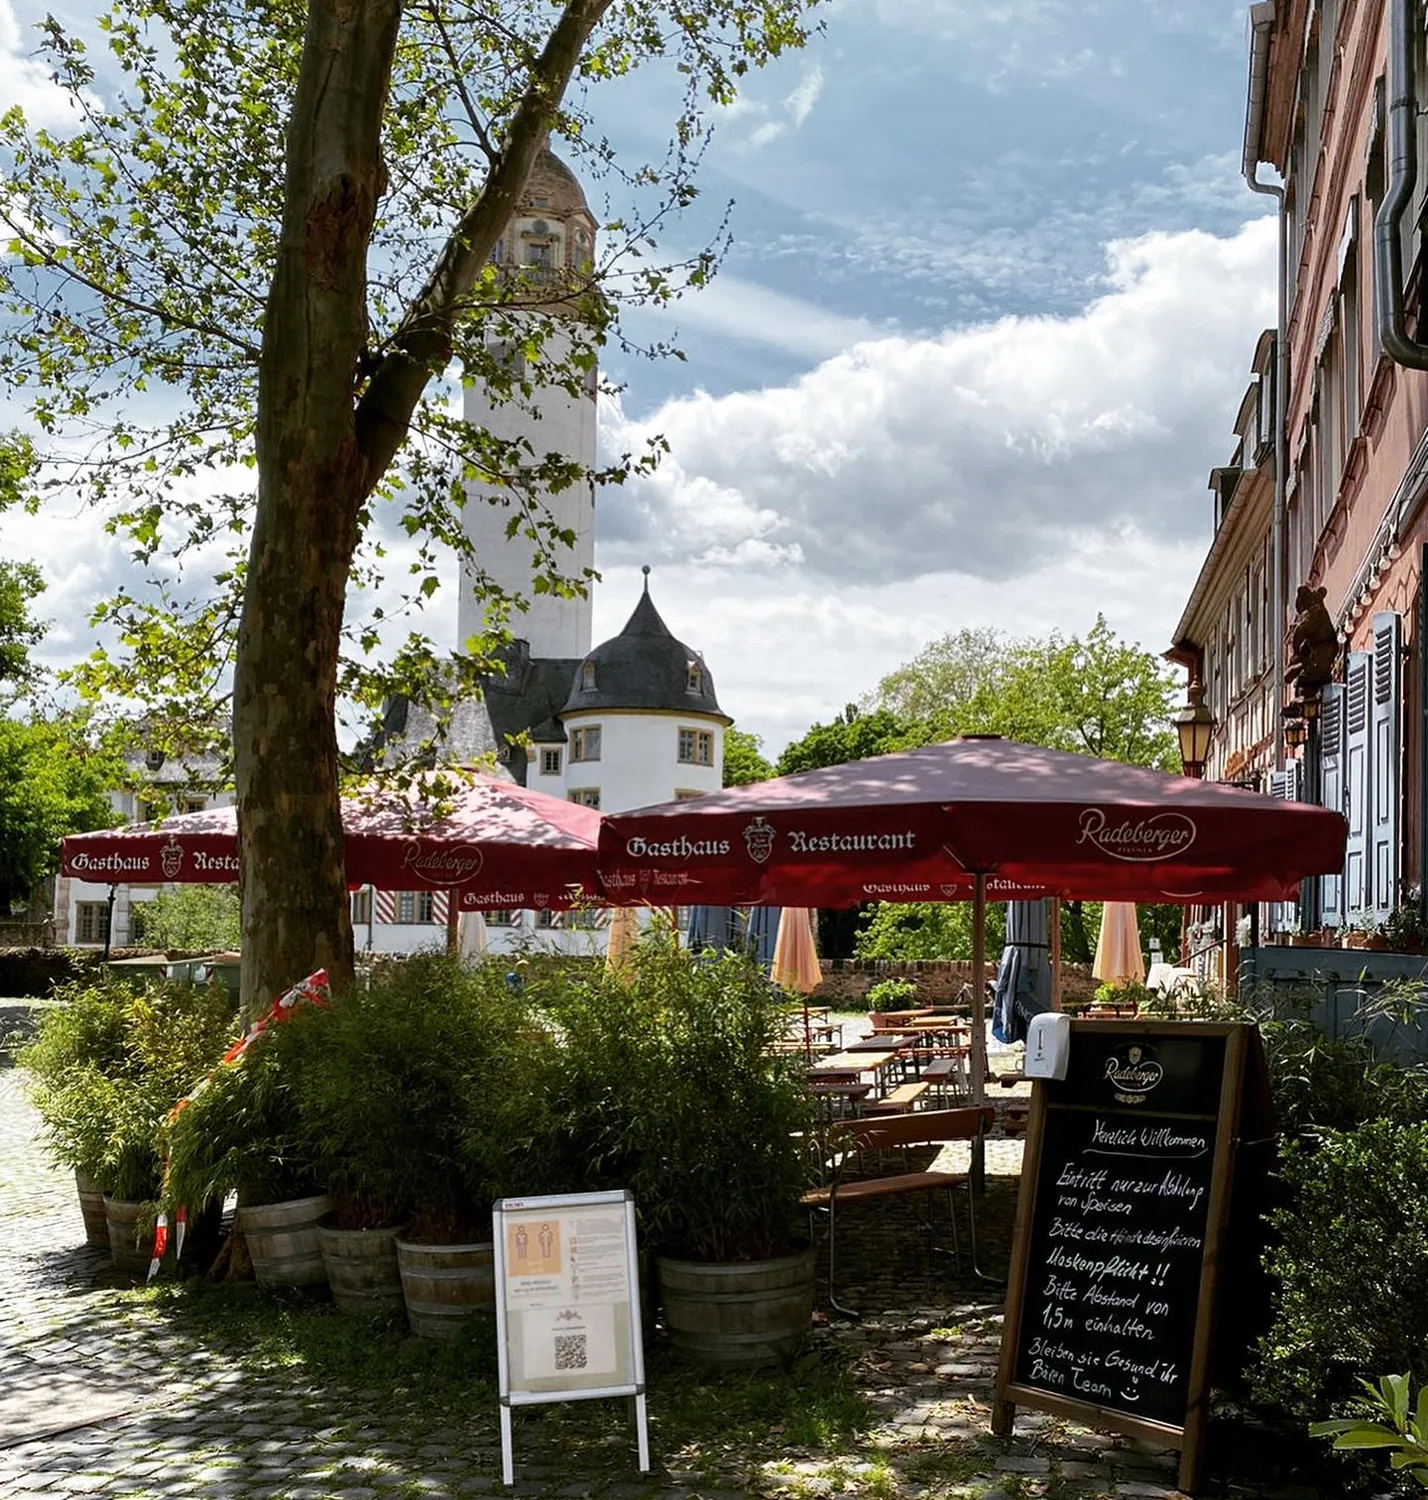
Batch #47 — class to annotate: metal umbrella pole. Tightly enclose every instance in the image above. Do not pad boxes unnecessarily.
[971,872,986,1194]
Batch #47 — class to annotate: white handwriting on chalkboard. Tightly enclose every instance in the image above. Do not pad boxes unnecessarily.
[1046,1246,1153,1283]
[1087,1119,1208,1157]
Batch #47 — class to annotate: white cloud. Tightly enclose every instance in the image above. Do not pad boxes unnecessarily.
[0,0,89,128]
[646,272,888,362]
[600,218,1275,590]
[721,61,826,149]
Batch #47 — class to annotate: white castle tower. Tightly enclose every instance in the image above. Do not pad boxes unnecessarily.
[458,140,599,661]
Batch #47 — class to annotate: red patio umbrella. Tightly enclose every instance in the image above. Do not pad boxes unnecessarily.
[60,772,602,911]
[598,736,1347,1160]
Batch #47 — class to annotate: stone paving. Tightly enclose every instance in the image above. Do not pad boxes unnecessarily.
[0,1054,1341,1500]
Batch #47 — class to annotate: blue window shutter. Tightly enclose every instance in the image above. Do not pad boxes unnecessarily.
[1344,650,1373,918]
[1318,682,1346,928]
[1371,611,1403,923]
[1268,761,1301,933]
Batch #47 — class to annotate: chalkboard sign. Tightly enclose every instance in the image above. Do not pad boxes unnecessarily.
[994,1022,1261,1495]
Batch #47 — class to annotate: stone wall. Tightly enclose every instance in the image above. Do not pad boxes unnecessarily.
[810,958,1097,1008]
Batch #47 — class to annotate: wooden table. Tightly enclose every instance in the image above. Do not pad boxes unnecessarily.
[844,1032,913,1053]
[812,1049,899,1098]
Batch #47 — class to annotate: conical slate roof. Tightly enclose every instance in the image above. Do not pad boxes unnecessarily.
[561,573,728,720]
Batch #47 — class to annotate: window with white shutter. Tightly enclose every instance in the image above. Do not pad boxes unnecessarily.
[1318,682,1346,928]
[1370,611,1403,922]
[1344,650,1373,917]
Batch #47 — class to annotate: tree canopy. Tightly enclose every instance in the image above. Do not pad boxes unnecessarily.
[0,716,121,909]
[777,618,1182,963]
[871,615,1179,769]
[2,0,824,1011]
[722,726,773,787]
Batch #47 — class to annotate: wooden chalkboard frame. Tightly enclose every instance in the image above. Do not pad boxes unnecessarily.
[992,1021,1252,1496]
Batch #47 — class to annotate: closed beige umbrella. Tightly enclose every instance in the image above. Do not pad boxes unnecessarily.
[772,907,821,1060]
[1093,901,1145,985]
[605,905,640,974]
[772,907,821,993]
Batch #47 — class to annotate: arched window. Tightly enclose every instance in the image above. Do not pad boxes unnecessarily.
[685,661,702,693]
[581,660,597,691]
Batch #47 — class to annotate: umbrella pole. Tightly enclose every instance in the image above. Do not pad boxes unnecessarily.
[971,873,986,1194]
[446,894,460,956]
[1050,897,1062,1011]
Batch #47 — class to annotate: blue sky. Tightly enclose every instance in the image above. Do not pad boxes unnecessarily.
[1,0,1275,755]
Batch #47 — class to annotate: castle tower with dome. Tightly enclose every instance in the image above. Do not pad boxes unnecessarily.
[457,138,600,663]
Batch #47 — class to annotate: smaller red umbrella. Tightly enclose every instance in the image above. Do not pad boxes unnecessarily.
[60,772,602,909]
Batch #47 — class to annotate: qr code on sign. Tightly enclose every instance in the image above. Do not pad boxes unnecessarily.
[554,1333,588,1371]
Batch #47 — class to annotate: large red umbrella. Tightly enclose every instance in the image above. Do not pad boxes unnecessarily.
[60,772,601,911]
[598,736,1347,1161]
[597,736,1344,906]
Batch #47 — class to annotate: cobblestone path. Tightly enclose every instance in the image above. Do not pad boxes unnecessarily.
[0,1067,1335,1500]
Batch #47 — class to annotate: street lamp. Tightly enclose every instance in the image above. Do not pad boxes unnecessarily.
[1174,682,1215,779]
[1284,715,1308,750]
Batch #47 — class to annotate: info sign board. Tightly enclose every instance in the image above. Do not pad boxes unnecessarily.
[493,1190,649,1486]
[993,1022,1264,1495]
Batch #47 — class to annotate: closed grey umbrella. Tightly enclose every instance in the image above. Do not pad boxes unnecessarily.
[686,906,734,952]
[994,899,1054,1043]
[741,905,781,966]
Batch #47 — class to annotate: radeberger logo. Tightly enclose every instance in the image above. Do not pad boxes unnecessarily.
[1104,1044,1165,1105]
[743,816,776,865]
[399,841,484,886]
[1076,808,1196,862]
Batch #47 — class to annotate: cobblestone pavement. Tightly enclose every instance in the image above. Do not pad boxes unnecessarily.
[0,1060,1337,1500]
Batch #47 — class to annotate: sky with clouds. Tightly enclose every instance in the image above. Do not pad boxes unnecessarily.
[1,0,1273,756]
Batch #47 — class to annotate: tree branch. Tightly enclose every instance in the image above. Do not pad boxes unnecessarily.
[425,4,500,164]
[353,0,613,488]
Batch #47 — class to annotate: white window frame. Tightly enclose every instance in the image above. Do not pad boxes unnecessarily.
[677,727,714,766]
[540,747,563,776]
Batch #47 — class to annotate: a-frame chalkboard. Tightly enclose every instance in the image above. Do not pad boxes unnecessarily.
[992,1021,1268,1495]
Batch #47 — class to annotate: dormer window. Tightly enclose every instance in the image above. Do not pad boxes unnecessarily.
[686,661,702,693]
[580,660,597,691]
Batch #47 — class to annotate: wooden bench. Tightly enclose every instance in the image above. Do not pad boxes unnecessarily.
[800,1106,996,1316]
[863,1080,931,1115]
[920,1055,969,1103]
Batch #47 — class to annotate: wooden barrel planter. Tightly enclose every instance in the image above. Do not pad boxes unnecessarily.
[102,1196,154,1277]
[75,1172,109,1249]
[240,1195,331,1288]
[317,1219,407,1318]
[396,1238,494,1337]
[656,1245,814,1368]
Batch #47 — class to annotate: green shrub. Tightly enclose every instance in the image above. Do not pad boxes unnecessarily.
[1252,1122,1428,1422]
[1312,1372,1428,1492]
[160,1031,322,1213]
[864,977,919,1014]
[282,953,553,1237]
[19,975,237,1201]
[531,939,815,1262]
[133,886,241,951]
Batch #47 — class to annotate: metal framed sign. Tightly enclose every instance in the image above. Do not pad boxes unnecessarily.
[493,1189,649,1486]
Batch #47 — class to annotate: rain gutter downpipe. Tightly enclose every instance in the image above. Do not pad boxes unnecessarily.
[1376,0,1428,368]
[1243,1,1289,771]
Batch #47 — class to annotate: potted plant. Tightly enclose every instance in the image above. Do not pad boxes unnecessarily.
[534,938,817,1367]
[283,954,544,1324]
[20,976,234,1271]
[160,1028,329,1288]
[1383,899,1427,955]
[19,975,133,1246]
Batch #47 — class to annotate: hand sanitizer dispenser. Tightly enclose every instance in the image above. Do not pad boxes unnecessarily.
[1024,1012,1071,1081]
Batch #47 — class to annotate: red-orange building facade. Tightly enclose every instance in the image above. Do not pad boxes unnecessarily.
[1172,0,1428,935]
